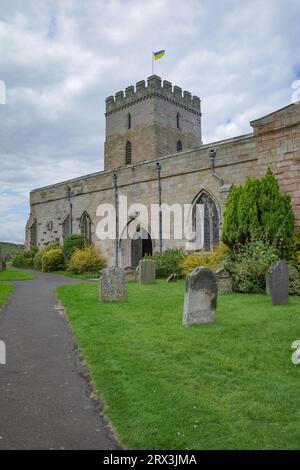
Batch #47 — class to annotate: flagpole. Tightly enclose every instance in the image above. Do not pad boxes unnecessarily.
[152,52,154,75]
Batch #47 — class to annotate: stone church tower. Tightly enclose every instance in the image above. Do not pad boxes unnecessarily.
[104,75,202,170]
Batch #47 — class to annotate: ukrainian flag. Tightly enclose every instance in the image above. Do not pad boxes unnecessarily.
[153,50,166,61]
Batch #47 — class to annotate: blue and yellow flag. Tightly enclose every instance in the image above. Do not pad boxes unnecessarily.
[153,50,166,61]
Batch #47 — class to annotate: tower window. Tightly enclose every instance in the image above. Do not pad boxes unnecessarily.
[177,140,183,152]
[127,113,131,130]
[176,112,180,129]
[125,141,132,164]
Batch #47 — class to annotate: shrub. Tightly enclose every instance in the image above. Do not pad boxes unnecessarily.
[63,234,87,262]
[11,246,38,269]
[146,249,185,278]
[222,168,295,256]
[68,246,106,274]
[34,252,42,270]
[41,248,65,272]
[224,239,279,294]
[12,252,34,269]
[288,227,300,272]
[288,264,300,296]
[180,243,230,276]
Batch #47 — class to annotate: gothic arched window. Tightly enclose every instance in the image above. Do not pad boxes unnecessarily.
[176,112,180,129]
[125,141,132,165]
[177,140,183,152]
[80,211,92,244]
[127,113,131,130]
[193,192,219,251]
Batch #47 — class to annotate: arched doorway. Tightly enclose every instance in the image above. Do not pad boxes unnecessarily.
[193,191,220,251]
[120,220,153,268]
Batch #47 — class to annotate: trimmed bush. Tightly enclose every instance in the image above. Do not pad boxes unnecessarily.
[145,249,185,278]
[223,239,279,294]
[68,246,106,274]
[63,234,87,262]
[41,248,65,272]
[180,243,229,276]
[222,168,295,256]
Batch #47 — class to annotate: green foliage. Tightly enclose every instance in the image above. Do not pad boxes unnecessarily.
[224,238,279,293]
[41,248,65,272]
[34,252,42,270]
[146,249,185,278]
[63,234,87,262]
[222,168,295,255]
[288,264,300,296]
[67,246,106,274]
[180,243,230,276]
[288,227,300,272]
[11,247,38,269]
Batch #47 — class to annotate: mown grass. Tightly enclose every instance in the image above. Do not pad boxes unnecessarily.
[57,280,300,450]
[52,270,99,280]
[0,282,15,308]
[0,268,36,281]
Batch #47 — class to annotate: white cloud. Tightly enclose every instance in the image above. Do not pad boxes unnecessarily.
[0,0,300,243]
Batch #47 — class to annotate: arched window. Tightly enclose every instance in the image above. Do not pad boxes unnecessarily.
[176,112,180,129]
[127,113,131,130]
[80,211,92,244]
[193,192,219,251]
[177,140,183,152]
[125,141,132,165]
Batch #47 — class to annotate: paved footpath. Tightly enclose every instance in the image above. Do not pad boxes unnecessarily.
[0,270,119,450]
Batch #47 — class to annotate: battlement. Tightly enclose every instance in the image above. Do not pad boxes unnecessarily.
[105,75,201,115]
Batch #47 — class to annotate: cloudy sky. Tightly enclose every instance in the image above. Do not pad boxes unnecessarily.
[0,0,300,243]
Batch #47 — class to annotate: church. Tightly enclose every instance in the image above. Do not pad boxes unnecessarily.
[25,75,300,267]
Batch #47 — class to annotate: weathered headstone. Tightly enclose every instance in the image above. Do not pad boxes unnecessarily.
[167,273,178,283]
[138,259,156,284]
[99,267,128,302]
[269,260,289,305]
[0,248,6,272]
[214,267,233,294]
[183,267,218,326]
[124,266,137,281]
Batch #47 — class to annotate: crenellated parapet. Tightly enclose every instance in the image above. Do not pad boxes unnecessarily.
[105,75,201,116]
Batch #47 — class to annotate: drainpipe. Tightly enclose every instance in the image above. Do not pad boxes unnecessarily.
[209,149,224,186]
[112,173,119,267]
[156,162,163,253]
[66,185,73,234]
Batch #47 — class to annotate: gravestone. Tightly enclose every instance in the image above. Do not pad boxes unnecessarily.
[214,267,233,294]
[99,267,128,302]
[183,267,218,326]
[0,248,6,272]
[138,259,156,284]
[124,266,137,281]
[269,260,289,305]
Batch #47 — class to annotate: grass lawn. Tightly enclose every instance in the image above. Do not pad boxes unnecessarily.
[0,268,36,281]
[57,280,300,450]
[0,282,15,308]
[52,270,99,280]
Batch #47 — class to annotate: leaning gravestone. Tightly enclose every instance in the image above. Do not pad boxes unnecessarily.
[214,267,233,294]
[183,267,218,326]
[99,267,128,302]
[124,266,137,282]
[138,259,156,284]
[269,260,289,305]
